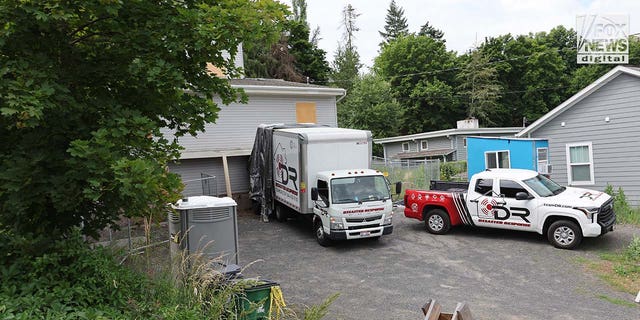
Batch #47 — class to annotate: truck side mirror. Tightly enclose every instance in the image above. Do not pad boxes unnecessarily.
[395,182,402,195]
[515,192,532,200]
[311,187,319,201]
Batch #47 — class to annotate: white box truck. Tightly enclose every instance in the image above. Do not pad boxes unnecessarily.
[249,124,400,246]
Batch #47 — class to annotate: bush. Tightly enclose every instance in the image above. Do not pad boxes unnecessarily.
[440,161,467,181]
[0,229,337,319]
[604,185,640,226]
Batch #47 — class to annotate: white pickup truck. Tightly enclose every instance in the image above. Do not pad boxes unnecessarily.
[404,169,616,249]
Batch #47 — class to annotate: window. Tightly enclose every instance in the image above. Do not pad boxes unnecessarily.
[402,142,410,152]
[485,151,510,169]
[474,179,493,195]
[317,179,329,203]
[566,142,594,185]
[420,140,428,151]
[463,137,467,148]
[500,180,527,198]
[537,148,549,174]
[296,102,317,123]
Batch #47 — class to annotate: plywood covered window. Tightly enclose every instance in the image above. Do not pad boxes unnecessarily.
[296,102,317,123]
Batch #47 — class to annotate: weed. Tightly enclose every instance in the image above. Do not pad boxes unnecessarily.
[596,294,638,308]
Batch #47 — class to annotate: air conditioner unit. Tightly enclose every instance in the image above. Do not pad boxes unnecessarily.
[170,196,239,265]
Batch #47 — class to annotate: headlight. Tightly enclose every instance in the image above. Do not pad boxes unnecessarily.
[330,217,345,230]
[574,206,599,219]
[383,213,393,225]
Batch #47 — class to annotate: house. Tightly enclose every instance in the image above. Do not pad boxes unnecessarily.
[374,119,522,162]
[517,65,640,205]
[466,136,549,179]
[164,78,345,200]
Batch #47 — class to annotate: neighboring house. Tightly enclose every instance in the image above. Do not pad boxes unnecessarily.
[466,136,549,179]
[517,65,640,205]
[374,119,521,162]
[164,78,345,198]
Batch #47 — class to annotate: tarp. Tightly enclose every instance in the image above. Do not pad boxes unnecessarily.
[248,123,326,221]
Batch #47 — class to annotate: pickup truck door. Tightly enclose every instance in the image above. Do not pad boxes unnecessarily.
[467,178,499,225]
[494,179,537,231]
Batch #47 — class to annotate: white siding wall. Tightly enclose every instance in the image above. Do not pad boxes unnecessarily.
[164,91,338,195]
[169,156,250,196]
[530,74,640,205]
[166,94,337,157]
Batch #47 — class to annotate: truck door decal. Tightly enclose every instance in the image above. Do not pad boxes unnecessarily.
[453,193,475,226]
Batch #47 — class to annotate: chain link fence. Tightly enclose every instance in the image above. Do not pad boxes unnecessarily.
[372,157,442,192]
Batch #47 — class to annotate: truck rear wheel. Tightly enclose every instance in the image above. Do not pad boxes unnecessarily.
[274,204,288,222]
[314,220,332,247]
[547,220,582,249]
[425,209,451,235]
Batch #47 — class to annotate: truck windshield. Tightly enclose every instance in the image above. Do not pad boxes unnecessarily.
[523,174,565,197]
[331,175,391,204]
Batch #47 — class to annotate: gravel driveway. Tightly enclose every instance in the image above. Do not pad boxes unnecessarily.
[237,211,639,320]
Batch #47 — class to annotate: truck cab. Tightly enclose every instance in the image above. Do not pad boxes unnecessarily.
[311,169,394,246]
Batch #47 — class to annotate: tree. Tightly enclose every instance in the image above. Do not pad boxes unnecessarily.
[375,34,462,134]
[418,21,445,43]
[457,50,504,126]
[0,0,286,240]
[338,73,403,155]
[331,4,362,92]
[379,0,409,46]
[244,0,330,83]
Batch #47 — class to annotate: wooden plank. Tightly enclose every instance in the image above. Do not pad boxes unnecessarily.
[423,300,442,320]
[221,155,233,197]
[451,302,473,320]
[421,299,433,316]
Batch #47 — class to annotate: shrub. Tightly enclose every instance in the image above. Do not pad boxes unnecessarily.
[604,185,640,225]
[440,161,467,181]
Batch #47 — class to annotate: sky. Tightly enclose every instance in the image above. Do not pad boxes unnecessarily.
[282,0,639,70]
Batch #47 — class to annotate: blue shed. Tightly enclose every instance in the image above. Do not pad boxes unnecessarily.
[466,136,549,180]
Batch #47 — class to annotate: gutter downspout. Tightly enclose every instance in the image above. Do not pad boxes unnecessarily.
[336,89,347,104]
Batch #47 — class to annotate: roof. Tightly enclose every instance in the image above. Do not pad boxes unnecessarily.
[229,78,346,96]
[394,149,455,159]
[373,127,522,144]
[473,168,538,181]
[517,65,640,137]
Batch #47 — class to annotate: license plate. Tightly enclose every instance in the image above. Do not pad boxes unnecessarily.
[360,231,370,237]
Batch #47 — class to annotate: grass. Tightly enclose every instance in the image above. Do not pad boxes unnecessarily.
[596,294,638,308]
[580,237,640,297]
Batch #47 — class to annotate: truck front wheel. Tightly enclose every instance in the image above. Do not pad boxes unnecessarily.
[547,220,583,249]
[314,220,332,247]
[425,209,451,235]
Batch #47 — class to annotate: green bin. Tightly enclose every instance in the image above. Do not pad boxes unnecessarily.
[236,280,278,320]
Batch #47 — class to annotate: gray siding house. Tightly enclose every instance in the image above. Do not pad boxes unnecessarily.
[517,65,640,205]
[164,78,344,198]
[375,119,521,162]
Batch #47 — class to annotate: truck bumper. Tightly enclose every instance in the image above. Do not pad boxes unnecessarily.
[329,225,392,240]
[583,220,615,237]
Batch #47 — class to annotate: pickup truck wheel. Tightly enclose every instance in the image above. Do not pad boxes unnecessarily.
[425,209,451,235]
[274,204,288,222]
[547,220,582,249]
[315,221,332,247]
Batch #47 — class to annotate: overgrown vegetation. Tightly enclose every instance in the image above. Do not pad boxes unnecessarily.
[0,230,338,319]
[440,161,467,181]
[584,237,640,297]
[604,185,640,226]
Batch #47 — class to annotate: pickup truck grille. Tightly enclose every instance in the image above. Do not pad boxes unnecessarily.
[345,215,382,223]
[348,223,380,230]
[597,198,616,227]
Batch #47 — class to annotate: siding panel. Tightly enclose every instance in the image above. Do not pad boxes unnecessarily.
[530,73,640,205]
[162,94,338,156]
[169,156,250,196]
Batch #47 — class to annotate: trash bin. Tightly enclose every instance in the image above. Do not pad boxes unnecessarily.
[236,280,279,320]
